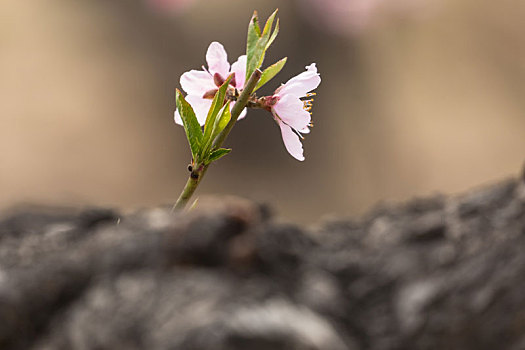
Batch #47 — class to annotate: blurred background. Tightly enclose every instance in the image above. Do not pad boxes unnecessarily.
[1,0,524,223]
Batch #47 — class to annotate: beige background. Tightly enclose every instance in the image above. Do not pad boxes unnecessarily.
[1,0,524,222]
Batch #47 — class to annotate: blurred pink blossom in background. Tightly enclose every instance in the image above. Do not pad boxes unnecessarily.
[146,0,195,13]
[298,0,439,34]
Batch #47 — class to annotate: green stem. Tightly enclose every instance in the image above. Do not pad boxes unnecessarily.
[173,166,209,210]
[173,69,262,211]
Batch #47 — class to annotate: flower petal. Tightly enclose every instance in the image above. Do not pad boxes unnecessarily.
[278,121,305,161]
[305,63,318,73]
[185,95,213,125]
[206,42,230,79]
[273,94,311,132]
[174,109,183,125]
[230,55,247,89]
[180,70,216,96]
[238,107,248,120]
[277,63,321,97]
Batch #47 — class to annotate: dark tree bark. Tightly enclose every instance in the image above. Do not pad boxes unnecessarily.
[1,174,525,350]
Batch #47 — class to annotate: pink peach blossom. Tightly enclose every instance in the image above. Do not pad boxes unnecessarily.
[174,42,247,126]
[270,63,321,161]
[146,0,195,14]
[298,0,438,35]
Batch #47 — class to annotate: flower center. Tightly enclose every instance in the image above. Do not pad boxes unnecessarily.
[301,92,316,114]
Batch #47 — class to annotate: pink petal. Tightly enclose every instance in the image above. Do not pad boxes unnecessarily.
[305,63,318,74]
[230,55,247,89]
[206,42,230,79]
[273,94,311,131]
[278,63,321,97]
[174,109,183,125]
[174,95,212,126]
[278,121,305,161]
[180,70,216,96]
[185,95,213,125]
[238,107,248,120]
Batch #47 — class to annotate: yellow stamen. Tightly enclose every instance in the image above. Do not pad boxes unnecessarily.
[302,93,317,113]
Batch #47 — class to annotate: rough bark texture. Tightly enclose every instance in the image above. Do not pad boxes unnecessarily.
[1,175,525,350]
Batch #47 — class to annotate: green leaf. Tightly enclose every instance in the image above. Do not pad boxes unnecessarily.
[175,89,203,160]
[202,102,232,163]
[247,11,261,51]
[246,9,279,81]
[254,57,287,92]
[207,148,231,163]
[201,101,232,160]
[265,18,279,51]
[246,11,261,80]
[203,74,232,144]
[211,101,231,141]
[261,9,277,39]
[254,9,278,70]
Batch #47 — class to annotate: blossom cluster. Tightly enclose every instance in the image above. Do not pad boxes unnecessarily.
[175,42,321,161]
[172,10,321,208]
